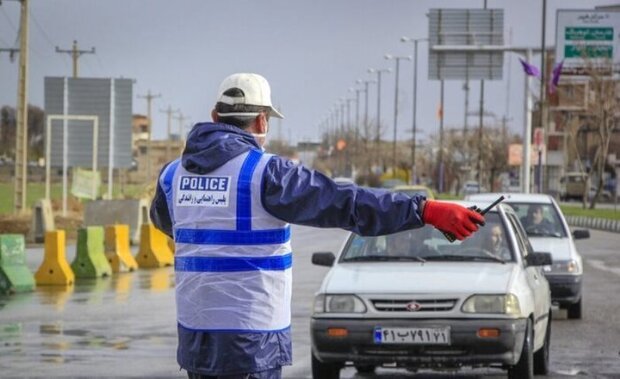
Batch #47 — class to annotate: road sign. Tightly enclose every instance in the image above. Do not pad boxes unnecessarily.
[428,9,504,80]
[555,9,620,76]
[44,77,133,168]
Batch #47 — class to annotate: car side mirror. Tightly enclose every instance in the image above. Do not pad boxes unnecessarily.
[527,252,553,266]
[572,229,590,240]
[312,252,336,267]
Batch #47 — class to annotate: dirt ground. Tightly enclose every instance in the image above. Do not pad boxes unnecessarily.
[0,197,84,243]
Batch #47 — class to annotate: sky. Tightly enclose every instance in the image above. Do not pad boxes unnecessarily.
[0,0,615,145]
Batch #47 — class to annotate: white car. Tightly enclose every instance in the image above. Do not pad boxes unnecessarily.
[466,193,589,319]
[311,201,552,379]
[461,180,488,196]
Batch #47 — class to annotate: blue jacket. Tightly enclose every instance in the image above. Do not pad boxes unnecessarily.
[150,122,426,375]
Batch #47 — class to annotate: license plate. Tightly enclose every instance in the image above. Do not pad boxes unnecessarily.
[374,327,450,345]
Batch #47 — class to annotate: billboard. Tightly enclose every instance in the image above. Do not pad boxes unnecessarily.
[44,77,134,168]
[555,10,620,76]
[428,9,504,80]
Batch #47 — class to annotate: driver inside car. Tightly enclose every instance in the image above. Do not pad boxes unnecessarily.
[520,204,555,234]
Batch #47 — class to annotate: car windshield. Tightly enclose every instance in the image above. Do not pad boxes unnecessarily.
[507,202,567,238]
[341,213,514,263]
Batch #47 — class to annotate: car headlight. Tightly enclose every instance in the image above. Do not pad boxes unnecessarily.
[543,259,580,274]
[462,294,521,315]
[313,294,366,313]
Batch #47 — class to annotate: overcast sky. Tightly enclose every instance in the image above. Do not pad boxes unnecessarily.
[0,0,614,144]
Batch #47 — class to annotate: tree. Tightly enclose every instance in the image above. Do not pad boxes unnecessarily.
[0,104,45,160]
[431,126,516,194]
[559,55,619,209]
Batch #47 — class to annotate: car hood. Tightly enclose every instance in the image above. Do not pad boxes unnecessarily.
[528,237,574,261]
[322,262,517,294]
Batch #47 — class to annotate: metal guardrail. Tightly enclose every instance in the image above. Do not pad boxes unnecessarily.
[566,216,620,234]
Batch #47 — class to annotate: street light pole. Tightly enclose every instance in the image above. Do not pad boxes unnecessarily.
[385,54,412,179]
[368,68,391,143]
[368,68,392,174]
[357,79,375,177]
[401,37,427,184]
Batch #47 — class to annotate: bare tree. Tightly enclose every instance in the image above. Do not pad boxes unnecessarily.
[560,55,619,209]
[0,104,45,160]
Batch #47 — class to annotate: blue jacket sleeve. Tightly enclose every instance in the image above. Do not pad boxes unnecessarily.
[260,156,426,236]
[149,163,173,238]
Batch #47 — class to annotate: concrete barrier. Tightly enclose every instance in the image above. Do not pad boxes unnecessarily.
[30,199,55,243]
[566,215,620,234]
[0,234,35,294]
[71,227,112,278]
[35,230,75,286]
[84,199,150,245]
[105,225,138,273]
[136,224,173,268]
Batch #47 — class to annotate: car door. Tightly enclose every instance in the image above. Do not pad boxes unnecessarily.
[507,213,549,347]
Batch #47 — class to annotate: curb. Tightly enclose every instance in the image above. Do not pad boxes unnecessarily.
[566,216,620,234]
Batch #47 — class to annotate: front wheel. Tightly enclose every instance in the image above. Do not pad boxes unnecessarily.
[508,319,534,379]
[311,352,340,379]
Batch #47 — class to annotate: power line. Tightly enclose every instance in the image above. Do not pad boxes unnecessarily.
[0,33,10,47]
[27,8,70,70]
[29,8,55,48]
[1,6,17,33]
[94,53,106,73]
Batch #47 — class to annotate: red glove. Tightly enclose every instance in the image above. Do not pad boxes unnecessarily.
[422,200,485,241]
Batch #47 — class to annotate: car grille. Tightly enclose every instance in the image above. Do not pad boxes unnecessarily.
[371,298,458,312]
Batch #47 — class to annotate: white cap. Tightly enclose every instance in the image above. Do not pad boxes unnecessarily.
[216,73,284,119]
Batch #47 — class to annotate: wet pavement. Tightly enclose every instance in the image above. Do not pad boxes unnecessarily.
[0,245,183,378]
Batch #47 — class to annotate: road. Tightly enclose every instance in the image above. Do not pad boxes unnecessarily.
[0,226,619,378]
[284,227,620,379]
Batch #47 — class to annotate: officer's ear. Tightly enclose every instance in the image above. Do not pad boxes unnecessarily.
[211,109,219,122]
[256,112,269,134]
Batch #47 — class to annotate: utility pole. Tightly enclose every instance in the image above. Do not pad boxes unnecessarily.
[438,80,445,194]
[385,54,411,179]
[160,105,177,161]
[55,40,95,78]
[12,0,29,214]
[173,111,189,156]
[137,90,161,183]
[538,0,548,194]
[477,0,488,193]
[368,67,391,173]
[401,37,427,184]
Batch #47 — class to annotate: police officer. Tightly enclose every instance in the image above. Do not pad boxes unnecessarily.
[150,73,485,379]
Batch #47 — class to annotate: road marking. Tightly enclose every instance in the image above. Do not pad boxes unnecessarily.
[587,259,620,276]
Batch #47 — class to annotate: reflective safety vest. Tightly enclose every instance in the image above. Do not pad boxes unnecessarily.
[160,149,292,332]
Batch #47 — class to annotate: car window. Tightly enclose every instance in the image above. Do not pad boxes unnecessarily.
[506,213,532,260]
[506,202,567,238]
[341,213,514,263]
